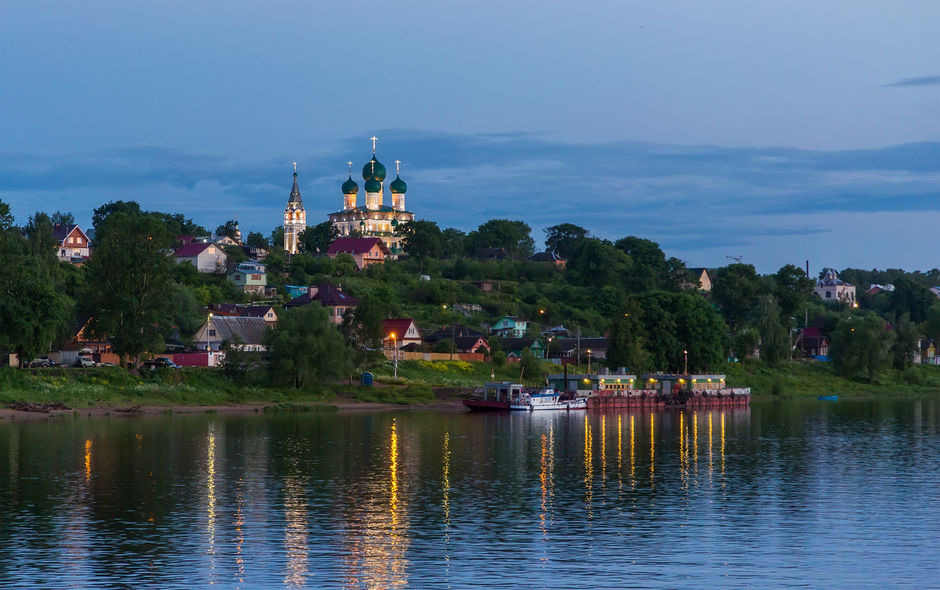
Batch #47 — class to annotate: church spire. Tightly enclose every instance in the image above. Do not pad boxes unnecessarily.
[288,163,302,206]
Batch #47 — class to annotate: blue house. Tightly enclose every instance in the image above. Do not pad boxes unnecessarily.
[491,316,529,338]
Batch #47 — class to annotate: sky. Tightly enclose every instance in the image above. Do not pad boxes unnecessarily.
[1,0,938,273]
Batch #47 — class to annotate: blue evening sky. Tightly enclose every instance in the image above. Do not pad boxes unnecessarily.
[1,1,938,273]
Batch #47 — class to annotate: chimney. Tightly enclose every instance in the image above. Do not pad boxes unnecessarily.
[308,286,319,298]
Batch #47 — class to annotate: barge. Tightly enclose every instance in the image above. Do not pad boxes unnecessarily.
[547,371,749,410]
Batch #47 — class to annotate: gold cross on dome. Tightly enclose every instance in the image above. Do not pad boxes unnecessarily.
[394,160,401,174]
[370,136,378,153]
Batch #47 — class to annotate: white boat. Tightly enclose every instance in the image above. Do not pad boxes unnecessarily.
[510,389,587,411]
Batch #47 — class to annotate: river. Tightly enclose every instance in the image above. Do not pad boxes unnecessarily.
[1,399,938,588]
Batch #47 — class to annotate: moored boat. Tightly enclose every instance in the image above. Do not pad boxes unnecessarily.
[463,382,524,412]
[510,388,587,411]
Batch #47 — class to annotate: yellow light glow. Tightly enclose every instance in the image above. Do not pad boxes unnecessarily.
[84,439,92,482]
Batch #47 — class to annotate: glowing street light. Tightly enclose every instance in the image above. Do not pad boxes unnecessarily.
[683,349,688,374]
[390,332,398,379]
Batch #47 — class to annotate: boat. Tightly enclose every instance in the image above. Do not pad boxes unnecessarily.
[817,395,839,401]
[463,382,524,411]
[510,388,588,412]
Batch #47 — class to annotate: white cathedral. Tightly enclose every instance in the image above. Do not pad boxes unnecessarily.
[283,138,414,255]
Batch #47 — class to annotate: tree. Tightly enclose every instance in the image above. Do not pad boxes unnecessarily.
[51,210,75,226]
[606,311,650,373]
[91,200,142,236]
[888,276,934,324]
[756,296,788,366]
[732,327,760,361]
[215,219,240,241]
[566,238,632,289]
[519,347,542,384]
[615,236,679,292]
[397,220,442,260]
[0,199,12,230]
[773,264,814,322]
[83,211,175,366]
[465,219,535,258]
[711,263,764,330]
[245,231,269,249]
[924,302,940,343]
[265,304,349,388]
[440,228,466,258]
[0,212,73,364]
[544,223,588,259]
[298,221,338,254]
[890,312,919,371]
[831,313,893,383]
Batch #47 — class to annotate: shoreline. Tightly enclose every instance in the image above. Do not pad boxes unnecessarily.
[0,397,468,421]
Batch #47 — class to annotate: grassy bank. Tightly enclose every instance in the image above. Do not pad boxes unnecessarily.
[4,359,939,409]
[725,361,940,398]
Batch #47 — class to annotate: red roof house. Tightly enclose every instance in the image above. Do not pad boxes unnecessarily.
[326,237,390,270]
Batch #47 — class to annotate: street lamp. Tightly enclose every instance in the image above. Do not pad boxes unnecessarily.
[390,332,398,379]
[206,313,213,365]
[587,348,592,374]
[683,349,688,374]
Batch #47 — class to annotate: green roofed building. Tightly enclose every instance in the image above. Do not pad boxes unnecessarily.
[329,136,414,257]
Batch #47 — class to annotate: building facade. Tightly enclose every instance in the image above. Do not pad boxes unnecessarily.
[814,268,856,304]
[284,164,306,254]
[328,138,414,256]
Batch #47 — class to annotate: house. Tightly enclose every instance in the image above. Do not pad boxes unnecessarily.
[499,337,547,359]
[454,335,490,354]
[491,316,529,338]
[915,339,937,365]
[193,316,268,352]
[527,251,566,267]
[242,244,268,261]
[283,284,360,324]
[867,284,894,296]
[227,261,267,295]
[175,242,228,273]
[471,280,500,293]
[285,285,309,299]
[52,224,91,262]
[687,268,712,292]
[930,286,940,299]
[382,319,422,349]
[207,303,278,326]
[424,325,484,345]
[549,337,609,362]
[798,326,829,359]
[326,237,390,270]
[814,268,856,305]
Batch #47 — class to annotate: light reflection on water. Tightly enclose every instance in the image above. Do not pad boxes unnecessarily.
[0,400,939,588]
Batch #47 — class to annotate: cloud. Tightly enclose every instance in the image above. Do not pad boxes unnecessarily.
[2,132,940,272]
[883,75,940,88]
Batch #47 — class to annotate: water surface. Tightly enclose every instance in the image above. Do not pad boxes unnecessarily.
[1,399,938,588]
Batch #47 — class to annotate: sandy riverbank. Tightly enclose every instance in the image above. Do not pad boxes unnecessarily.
[0,396,468,421]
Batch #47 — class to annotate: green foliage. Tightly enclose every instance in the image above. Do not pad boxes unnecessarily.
[543,223,588,259]
[773,264,814,322]
[0,199,13,229]
[631,291,728,372]
[465,219,535,258]
[566,238,632,289]
[299,221,338,254]
[924,302,940,343]
[440,228,467,258]
[888,276,934,324]
[265,304,349,388]
[756,296,788,366]
[606,310,650,373]
[215,219,240,240]
[397,219,443,259]
[732,327,760,361]
[83,210,175,364]
[0,213,74,363]
[519,347,541,382]
[711,263,765,330]
[246,231,269,248]
[831,312,894,383]
[51,210,74,226]
[890,312,919,371]
[615,236,684,292]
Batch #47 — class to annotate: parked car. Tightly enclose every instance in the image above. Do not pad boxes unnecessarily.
[28,358,55,368]
[141,357,179,370]
[72,357,95,368]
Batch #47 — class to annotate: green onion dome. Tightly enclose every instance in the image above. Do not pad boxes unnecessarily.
[365,178,382,193]
[342,175,359,195]
[389,174,407,194]
[361,157,386,182]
